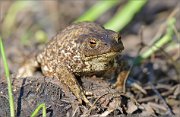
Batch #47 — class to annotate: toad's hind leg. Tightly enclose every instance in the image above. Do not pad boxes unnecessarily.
[55,67,92,107]
[16,58,39,78]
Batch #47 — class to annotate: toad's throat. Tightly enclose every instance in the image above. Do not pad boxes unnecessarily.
[82,52,119,73]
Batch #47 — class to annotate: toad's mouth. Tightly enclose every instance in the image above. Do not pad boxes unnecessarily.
[84,52,120,62]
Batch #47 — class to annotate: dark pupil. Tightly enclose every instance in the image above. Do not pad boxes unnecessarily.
[89,40,96,48]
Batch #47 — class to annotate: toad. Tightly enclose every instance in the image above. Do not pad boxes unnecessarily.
[17,22,127,107]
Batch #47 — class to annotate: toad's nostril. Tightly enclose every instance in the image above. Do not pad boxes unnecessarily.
[118,35,121,43]
[113,33,121,43]
[112,40,124,52]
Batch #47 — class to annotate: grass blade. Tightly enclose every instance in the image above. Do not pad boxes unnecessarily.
[104,0,147,31]
[0,36,15,117]
[75,0,120,22]
[31,103,46,117]
[134,18,176,65]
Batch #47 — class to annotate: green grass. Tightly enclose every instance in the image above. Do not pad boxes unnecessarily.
[1,36,47,116]
[0,36,15,117]
[75,0,120,22]
[75,0,148,32]
[31,103,46,117]
[104,0,147,31]
[134,18,176,65]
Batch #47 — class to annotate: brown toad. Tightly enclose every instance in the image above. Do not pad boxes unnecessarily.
[17,22,127,106]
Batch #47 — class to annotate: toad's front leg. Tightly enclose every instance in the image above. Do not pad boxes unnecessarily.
[55,67,92,107]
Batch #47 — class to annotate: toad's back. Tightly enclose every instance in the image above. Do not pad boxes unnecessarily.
[37,22,123,77]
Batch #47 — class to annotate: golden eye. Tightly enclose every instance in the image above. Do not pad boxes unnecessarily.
[89,39,97,48]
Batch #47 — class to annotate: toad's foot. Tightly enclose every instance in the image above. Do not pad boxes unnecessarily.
[77,88,93,107]
[55,67,93,107]
[16,58,39,78]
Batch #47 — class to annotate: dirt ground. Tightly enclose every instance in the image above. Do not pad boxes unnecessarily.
[0,0,180,117]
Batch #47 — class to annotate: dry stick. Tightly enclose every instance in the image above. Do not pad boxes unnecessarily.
[149,7,179,45]
[128,78,147,94]
[138,25,146,54]
[151,43,180,82]
[151,44,180,79]
[100,93,130,117]
[72,106,79,117]
[149,83,174,115]
[147,64,174,115]
[173,25,180,41]
[134,6,177,65]
[83,92,122,116]
[150,6,179,45]
[144,84,172,90]
[83,92,112,116]
[138,89,174,103]
[148,102,167,111]
[159,47,180,80]
[138,85,176,103]
[139,23,179,79]
[154,20,180,80]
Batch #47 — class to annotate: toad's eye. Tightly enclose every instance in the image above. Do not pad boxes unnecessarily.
[89,39,97,48]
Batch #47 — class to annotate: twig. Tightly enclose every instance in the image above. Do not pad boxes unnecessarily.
[146,64,174,115]
[138,86,175,103]
[72,106,79,117]
[82,92,122,116]
[82,92,112,116]
[149,82,174,115]
[134,15,176,65]
[148,102,167,111]
[149,7,179,45]
[144,84,173,90]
